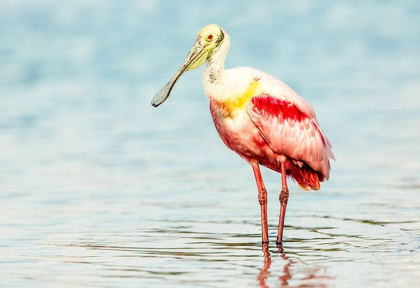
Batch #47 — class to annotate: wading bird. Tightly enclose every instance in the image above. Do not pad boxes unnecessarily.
[151,24,334,246]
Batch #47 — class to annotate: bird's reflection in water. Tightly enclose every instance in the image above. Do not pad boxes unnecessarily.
[257,243,332,287]
[257,243,272,288]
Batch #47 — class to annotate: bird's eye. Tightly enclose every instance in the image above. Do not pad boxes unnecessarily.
[207,34,213,41]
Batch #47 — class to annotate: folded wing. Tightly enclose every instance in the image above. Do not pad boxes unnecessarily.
[246,94,334,179]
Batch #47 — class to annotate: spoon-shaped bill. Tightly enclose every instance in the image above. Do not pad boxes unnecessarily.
[151,37,208,107]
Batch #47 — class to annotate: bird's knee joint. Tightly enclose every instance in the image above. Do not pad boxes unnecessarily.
[279,189,289,205]
[258,193,267,206]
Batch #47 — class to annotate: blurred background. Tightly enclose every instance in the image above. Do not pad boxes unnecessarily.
[0,1,419,287]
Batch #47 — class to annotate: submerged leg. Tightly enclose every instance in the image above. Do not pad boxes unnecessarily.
[276,163,289,245]
[251,162,269,243]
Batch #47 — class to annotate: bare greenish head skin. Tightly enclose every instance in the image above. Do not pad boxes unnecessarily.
[151,24,224,107]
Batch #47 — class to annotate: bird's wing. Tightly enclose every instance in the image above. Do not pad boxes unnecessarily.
[246,94,334,179]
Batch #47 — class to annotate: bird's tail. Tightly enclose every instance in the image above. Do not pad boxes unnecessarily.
[288,162,324,191]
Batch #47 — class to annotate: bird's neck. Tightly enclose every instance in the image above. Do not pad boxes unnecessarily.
[203,29,230,87]
[203,31,249,118]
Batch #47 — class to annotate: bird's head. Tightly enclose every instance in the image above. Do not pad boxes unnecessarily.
[185,24,225,70]
[151,24,225,107]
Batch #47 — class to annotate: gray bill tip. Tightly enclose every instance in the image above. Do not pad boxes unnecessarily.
[151,100,160,107]
[151,96,164,107]
[151,85,170,107]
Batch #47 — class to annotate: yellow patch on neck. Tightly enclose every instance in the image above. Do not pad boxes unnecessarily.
[221,80,261,116]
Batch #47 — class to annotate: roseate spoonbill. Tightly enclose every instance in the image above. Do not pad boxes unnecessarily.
[151,24,334,245]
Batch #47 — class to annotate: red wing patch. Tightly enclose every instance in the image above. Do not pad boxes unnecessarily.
[250,95,309,122]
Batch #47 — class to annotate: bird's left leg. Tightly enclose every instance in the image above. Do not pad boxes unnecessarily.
[276,163,289,246]
[251,162,269,243]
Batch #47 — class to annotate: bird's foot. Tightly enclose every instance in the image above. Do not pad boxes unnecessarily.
[276,241,284,253]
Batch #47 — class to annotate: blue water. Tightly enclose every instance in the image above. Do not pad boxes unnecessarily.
[1,1,419,287]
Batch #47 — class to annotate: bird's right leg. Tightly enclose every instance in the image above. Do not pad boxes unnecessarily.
[251,162,269,243]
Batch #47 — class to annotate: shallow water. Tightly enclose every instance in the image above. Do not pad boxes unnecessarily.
[1,1,420,287]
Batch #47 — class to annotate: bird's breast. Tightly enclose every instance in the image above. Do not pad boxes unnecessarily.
[209,102,273,162]
[206,80,262,118]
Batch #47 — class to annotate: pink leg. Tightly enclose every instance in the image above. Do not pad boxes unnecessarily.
[276,163,289,245]
[251,163,269,243]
